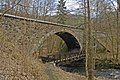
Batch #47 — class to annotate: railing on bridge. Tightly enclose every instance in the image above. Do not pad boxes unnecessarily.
[39,49,85,63]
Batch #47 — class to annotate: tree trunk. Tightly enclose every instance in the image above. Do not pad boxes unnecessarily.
[118,0,120,12]
[86,0,94,80]
[83,0,89,80]
[116,0,119,62]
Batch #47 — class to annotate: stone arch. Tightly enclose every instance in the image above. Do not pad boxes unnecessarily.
[37,29,82,53]
[55,32,80,51]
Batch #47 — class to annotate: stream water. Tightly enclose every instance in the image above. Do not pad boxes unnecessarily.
[60,65,120,80]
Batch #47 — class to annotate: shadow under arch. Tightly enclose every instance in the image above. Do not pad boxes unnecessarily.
[37,30,82,53]
[55,32,80,51]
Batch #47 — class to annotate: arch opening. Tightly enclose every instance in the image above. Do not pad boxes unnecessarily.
[55,32,80,51]
[38,31,81,56]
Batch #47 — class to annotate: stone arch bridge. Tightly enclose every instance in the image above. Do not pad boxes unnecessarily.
[0,13,108,63]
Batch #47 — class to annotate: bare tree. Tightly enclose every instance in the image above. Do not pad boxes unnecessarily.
[83,0,89,79]
[86,0,94,80]
[116,0,119,63]
[118,0,120,11]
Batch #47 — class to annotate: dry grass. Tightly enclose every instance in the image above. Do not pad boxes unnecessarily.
[0,29,85,80]
[52,67,85,80]
[0,32,49,80]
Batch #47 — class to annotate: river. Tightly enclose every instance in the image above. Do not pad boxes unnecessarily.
[60,66,120,80]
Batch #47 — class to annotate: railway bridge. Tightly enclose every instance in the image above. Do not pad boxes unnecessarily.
[0,13,108,64]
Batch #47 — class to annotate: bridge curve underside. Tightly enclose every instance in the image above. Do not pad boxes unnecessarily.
[37,29,83,56]
[38,31,84,64]
[55,32,80,51]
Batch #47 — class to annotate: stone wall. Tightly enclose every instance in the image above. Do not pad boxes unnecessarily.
[0,14,84,57]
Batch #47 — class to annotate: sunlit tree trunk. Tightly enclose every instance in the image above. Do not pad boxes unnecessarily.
[83,0,89,80]
[116,0,120,63]
[86,0,94,80]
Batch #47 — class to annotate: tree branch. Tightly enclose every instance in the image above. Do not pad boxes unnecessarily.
[0,0,21,19]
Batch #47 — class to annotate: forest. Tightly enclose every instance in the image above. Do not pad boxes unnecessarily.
[0,0,120,80]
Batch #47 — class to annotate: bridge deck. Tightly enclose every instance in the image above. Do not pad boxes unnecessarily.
[0,13,83,30]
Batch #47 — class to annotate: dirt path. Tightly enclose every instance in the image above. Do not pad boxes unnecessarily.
[45,63,55,80]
